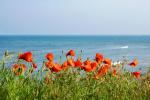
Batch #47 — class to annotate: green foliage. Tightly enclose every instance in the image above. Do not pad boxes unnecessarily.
[0,67,150,100]
[0,51,149,100]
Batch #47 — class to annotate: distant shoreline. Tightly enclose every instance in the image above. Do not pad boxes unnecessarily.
[0,34,150,37]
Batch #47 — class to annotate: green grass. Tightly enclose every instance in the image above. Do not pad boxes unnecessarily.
[0,66,150,100]
[0,53,150,100]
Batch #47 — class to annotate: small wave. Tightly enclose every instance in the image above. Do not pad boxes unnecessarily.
[109,45,129,50]
[120,46,128,49]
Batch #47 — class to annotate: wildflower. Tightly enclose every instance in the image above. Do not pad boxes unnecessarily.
[66,50,75,57]
[83,59,91,65]
[18,51,33,62]
[82,58,92,72]
[32,62,37,69]
[83,64,92,72]
[132,71,141,79]
[12,64,27,76]
[129,59,138,67]
[61,61,68,70]
[91,62,98,71]
[95,53,103,64]
[95,64,110,78]
[45,61,55,69]
[74,58,82,68]
[51,63,62,72]
[103,58,112,65]
[112,69,117,76]
[67,59,75,67]
[46,53,54,61]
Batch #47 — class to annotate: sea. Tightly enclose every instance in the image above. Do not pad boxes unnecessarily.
[0,35,150,73]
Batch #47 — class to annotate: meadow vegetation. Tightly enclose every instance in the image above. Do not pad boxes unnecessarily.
[0,50,150,100]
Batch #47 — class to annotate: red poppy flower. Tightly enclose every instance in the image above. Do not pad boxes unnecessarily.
[51,63,62,72]
[112,69,117,76]
[129,59,138,67]
[67,59,75,67]
[95,53,103,64]
[32,62,37,69]
[132,71,141,79]
[96,64,110,77]
[83,64,92,72]
[66,50,75,56]
[12,63,27,76]
[18,51,33,62]
[62,61,68,70]
[103,58,112,65]
[91,62,98,71]
[46,53,54,61]
[45,61,55,69]
[83,59,91,65]
[75,58,82,68]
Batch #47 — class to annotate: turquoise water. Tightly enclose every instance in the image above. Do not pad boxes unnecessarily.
[0,35,150,72]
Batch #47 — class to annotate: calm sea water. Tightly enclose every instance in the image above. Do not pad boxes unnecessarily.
[0,35,150,72]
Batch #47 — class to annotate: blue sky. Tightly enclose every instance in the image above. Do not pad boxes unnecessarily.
[0,0,150,35]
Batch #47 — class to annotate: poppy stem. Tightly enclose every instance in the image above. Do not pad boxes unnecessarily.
[2,60,5,72]
[58,56,62,64]
[41,61,45,79]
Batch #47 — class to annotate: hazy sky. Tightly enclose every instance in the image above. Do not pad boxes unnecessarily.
[0,0,150,35]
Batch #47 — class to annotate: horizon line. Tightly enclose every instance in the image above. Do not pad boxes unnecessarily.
[0,34,150,36]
